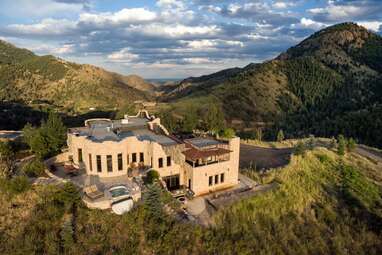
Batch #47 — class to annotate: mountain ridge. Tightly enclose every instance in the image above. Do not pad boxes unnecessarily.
[162,22,382,147]
[0,40,154,113]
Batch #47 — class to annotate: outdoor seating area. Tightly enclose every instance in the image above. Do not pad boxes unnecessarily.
[84,185,104,200]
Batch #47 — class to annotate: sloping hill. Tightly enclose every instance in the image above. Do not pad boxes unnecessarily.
[0,40,153,112]
[164,23,382,147]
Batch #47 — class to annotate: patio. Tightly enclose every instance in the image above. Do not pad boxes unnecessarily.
[49,161,142,210]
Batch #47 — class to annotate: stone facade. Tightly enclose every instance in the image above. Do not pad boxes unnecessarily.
[67,112,240,196]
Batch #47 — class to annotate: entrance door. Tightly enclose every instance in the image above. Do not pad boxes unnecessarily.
[163,175,180,191]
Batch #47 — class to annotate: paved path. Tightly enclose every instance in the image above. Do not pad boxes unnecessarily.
[355,145,382,165]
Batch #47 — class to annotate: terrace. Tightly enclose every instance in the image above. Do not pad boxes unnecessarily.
[182,137,231,167]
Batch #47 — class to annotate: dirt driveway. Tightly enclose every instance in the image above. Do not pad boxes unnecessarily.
[240,144,293,170]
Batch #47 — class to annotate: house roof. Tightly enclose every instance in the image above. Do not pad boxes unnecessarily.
[185,137,223,148]
[182,147,231,161]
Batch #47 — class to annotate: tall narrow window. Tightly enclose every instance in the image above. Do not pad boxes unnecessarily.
[78,148,83,163]
[127,154,130,165]
[220,173,224,183]
[88,154,92,171]
[140,152,144,162]
[96,155,102,172]
[167,156,171,166]
[132,153,137,163]
[209,176,213,186]
[118,153,123,171]
[158,158,163,168]
[215,175,219,184]
[107,155,113,172]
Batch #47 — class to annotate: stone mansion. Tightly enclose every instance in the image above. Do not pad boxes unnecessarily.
[67,111,240,196]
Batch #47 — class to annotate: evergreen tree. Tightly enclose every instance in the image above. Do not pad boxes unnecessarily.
[202,103,225,133]
[347,138,356,152]
[0,141,16,179]
[182,108,198,133]
[60,216,74,254]
[158,111,179,133]
[44,111,66,154]
[337,135,346,156]
[23,111,66,159]
[144,183,163,223]
[277,130,285,142]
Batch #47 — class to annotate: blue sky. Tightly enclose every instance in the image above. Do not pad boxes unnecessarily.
[0,0,381,79]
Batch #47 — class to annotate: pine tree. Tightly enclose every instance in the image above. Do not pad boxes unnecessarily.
[202,103,225,133]
[0,141,16,179]
[347,138,356,152]
[337,135,346,156]
[182,108,198,133]
[144,183,163,222]
[277,130,285,142]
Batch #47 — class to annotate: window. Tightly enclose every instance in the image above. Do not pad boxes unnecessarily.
[78,148,83,163]
[88,154,92,171]
[118,153,123,171]
[209,176,213,186]
[140,152,144,162]
[132,153,137,163]
[127,154,129,164]
[158,158,163,168]
[96,155,102,172]
[220,173,224,183]
[167,156,171,166]
[107,155,113,172]
[163,175,180,191]
[215,175,219,184]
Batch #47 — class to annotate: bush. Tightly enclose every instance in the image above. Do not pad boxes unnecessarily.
[0,176,31,195]
[23,159,45,177]
[294,141,306,156]
[220,128,235,138]
[146,170,160,184]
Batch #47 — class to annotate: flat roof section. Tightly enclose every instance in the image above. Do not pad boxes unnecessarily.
[185,137,223,148]
[119,129,179,146]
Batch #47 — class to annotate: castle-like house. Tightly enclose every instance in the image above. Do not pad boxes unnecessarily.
[67,111,239,196]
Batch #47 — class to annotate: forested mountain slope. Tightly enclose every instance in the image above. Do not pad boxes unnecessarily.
[165,23,382,147]
[0,40,153,113]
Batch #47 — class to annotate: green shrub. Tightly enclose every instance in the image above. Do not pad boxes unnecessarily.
[220,128,235,138]
[294,141,306,156]
[23,159,45,177]
[146,170,160,184]
[0,176,31,195]
[316,154,331,163]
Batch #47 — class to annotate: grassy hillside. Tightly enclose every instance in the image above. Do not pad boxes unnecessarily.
[0,40,153,113]
[164,23,382,147]
[1,145,381,254]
